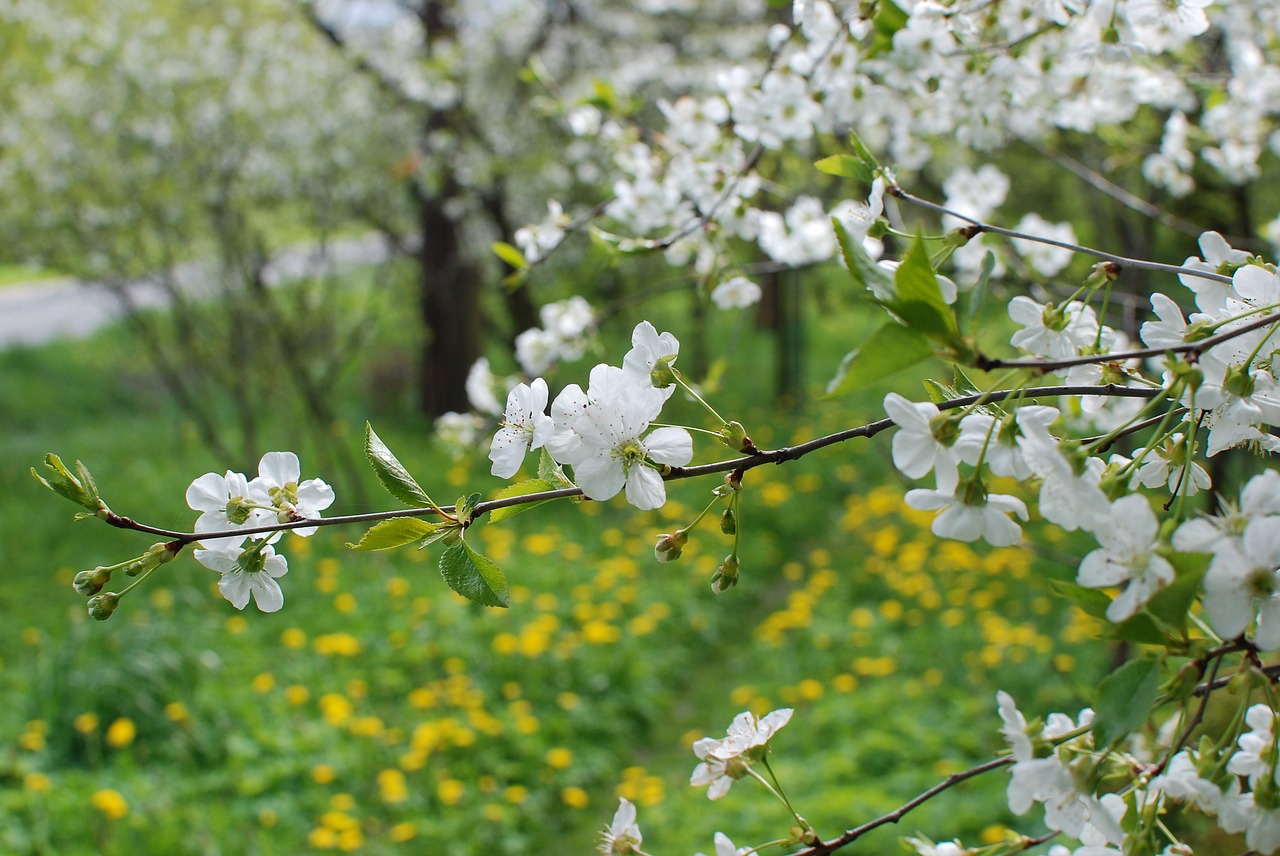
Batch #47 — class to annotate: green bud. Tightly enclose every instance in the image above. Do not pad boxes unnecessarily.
[719,422,757,454]
[650,356,677,388]
[1223,364,1256,399]
[74,567,111,597]
[1084,261,1121,288]
[654,531,688,563]
[87,592,121,621]
[719,507,737,535]
[710,555,740,594]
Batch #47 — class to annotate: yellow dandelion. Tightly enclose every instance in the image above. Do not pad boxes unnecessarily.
[105,718,136,749]
[91,789,129,820]
[438,778,465,805]
[561,786,590,809]
[378,769,409,804]
[546,747,573,769]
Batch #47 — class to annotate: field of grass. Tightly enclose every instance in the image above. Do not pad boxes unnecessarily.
[0,283,1113,855]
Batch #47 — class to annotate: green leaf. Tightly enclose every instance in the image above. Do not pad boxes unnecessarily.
[1047,579,1112,621]
[347,518,445,551]
[489,479,555,523]
[887,236,958,341]
[537,449,576,489]
[1109,612,1170,646]
[1092,658,1161,747]
[31,453,103,513]
[832,217,895,299]
[439,541,509,608]
[872,0,909,37]
[965,251,995,337]
[1145,550,1211,635]
[455,493,483,525]
[365,423,435,509]
[953,365,981,396]
[492,241,527,270]
[814,154,875,183]
[825,323,933,398]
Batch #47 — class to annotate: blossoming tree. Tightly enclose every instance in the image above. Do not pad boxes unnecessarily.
[28,0,1280,854]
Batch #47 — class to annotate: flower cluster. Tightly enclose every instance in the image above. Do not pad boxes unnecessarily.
[996,691,1280,855]
[598,708,795,856]
[185,452,333,612]
[488,321,694,511]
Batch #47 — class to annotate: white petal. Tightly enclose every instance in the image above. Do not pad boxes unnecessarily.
[645,426,693,466]
[258,451,300,487]
[625,466,668,510]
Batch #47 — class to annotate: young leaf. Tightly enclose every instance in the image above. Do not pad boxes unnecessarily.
[347,518,445,551]
[887,236,958,341]
[1092,658,1160,747]
[825,323,933,398]
[1047,579,1112,621]
[1144,551,1211,635]
[815,154,874,183]
[489,479,555,523]
[31,453,103,513]
[365,423,435,509]
[965,251,995,338]
[455,493,483,526]
[832,217,895,299]
[492,241,528,270]
[440,541,510,608]
[537,449,576,489]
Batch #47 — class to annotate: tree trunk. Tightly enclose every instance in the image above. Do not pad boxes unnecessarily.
[417,183,480,417]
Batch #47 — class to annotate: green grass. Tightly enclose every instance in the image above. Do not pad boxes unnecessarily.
[0,284,1115,855]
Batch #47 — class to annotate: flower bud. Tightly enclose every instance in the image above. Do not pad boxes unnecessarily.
[719,508,736,535]
[87,592,121,621]
[654,531,688,563]
[719,422,757,454]
[710,555,740,593]
[74,566,111,597]
[650,356,677,388]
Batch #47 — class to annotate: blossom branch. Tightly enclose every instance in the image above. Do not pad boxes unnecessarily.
[102,383,1163,545]
[886,184,1235,286]
[792,756,1014,855]
[973,311,1280,374]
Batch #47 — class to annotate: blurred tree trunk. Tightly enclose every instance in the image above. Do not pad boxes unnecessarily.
[414,177,481,416]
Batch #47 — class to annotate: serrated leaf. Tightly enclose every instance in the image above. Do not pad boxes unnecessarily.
[1047,579,1112,621]
[31,453,102,512]
[815,154,874,183]
[872,0,909,37]
[537,449,575,489]
[825,323,933,398]
[456,492,483,524]
[1108,612,1170,646]
[492,241,527,270]
[832,217,895,299]
[887,236,958,341]
[965,251,995,337]
[365,423,435,509]
[490,479,555,523]
[953,365,981,396]
[1145,551,1210,635]
[922,378,955,405]
[1093,658,1160,747]
[347,518,445,551]
[827,324,933,396]
[439,541,509,607]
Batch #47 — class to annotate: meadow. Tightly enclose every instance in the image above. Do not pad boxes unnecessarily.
[0,277,1114,855]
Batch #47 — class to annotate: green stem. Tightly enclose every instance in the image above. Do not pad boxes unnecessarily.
[672,370,727,424]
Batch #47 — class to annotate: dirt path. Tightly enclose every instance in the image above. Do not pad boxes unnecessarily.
[0,235,392,348]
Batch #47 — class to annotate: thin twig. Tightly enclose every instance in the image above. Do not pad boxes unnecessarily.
[100,383,1163,543]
